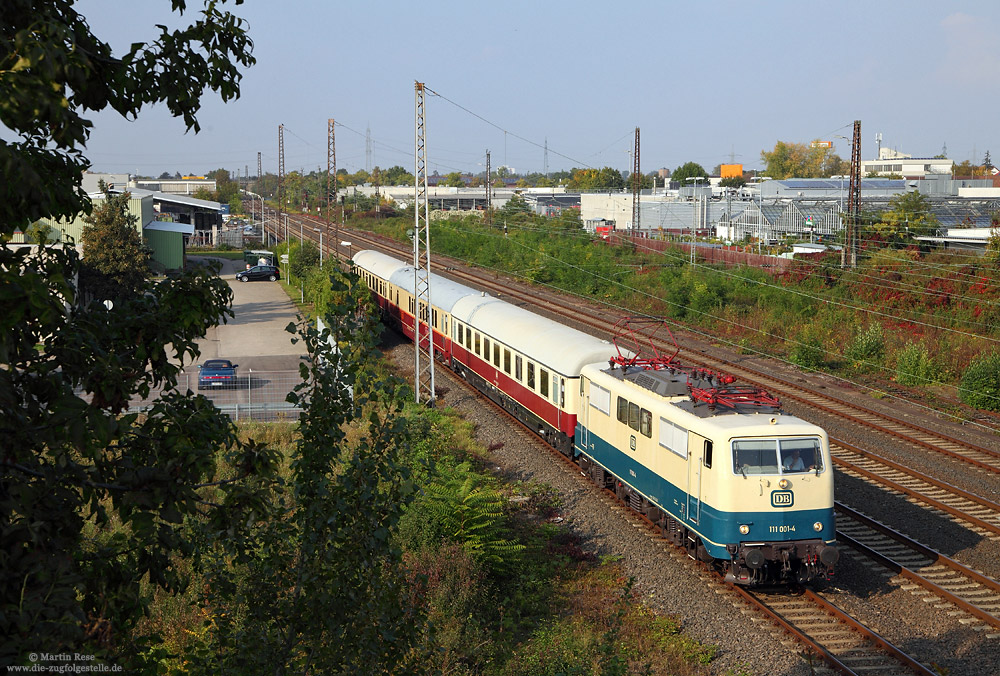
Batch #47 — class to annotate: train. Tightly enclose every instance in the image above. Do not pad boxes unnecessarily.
[353,250,839,586]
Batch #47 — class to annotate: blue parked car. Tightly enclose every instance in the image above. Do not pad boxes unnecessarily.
[198,359,238,390]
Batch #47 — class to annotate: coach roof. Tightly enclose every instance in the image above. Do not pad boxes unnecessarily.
[452,296,618,377]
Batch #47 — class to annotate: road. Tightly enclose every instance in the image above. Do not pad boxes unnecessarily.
[181,256,306,373]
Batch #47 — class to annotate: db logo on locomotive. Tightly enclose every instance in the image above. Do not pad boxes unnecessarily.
[771,490,794,507]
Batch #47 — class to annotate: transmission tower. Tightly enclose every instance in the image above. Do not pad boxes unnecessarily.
[485,150,492,228]
[277,124,285,243]
[413,82,435,404]
[327,118,337,255]
[631,127,641,233]
[842,119,861,269]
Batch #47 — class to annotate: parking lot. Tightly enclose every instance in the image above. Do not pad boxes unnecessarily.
[154,255,309,420]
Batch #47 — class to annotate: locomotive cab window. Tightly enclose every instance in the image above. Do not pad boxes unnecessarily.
[617,397,629,424]
[779,438,823,473]
[732,439,779,476]
[639,408,652,437]
[628,402,640,431]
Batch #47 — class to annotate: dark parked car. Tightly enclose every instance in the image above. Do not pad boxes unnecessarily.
[198,359,238,389]
[236,265,280,282]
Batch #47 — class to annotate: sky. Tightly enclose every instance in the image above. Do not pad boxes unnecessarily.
[72,0,1000,179]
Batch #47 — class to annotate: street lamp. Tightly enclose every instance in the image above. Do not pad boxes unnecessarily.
[314,228,323,267]
[340,240,353,262]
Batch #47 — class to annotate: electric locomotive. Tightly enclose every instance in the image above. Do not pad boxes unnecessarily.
[577,360,838,585]
[353,250,838,586]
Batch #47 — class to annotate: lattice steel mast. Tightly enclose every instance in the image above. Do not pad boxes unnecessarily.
[485,150,492,228]
[277,124,285,244]
[842,119,861,269]
[413,82,435,404]
[631,127,641,232]
[328,118,337,257]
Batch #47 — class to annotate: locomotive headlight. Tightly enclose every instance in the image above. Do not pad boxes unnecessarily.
[778,478,790,489]
[813,521,823,532]
[739,524,750,535]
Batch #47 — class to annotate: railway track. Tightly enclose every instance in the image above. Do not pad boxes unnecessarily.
[419,333,942,676]
[306,224,1000,475]
[279,216,1000,672]
[836,503,1000,638]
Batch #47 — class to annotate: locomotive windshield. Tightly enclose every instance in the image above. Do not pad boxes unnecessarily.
[732,437,823,476]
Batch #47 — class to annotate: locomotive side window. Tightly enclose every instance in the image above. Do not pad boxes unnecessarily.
[732,439,779,476]
[591,383,611,415]
[658,417,688,458]
[780,438,823,473]
[540,369,549,398]
[628,402,640,431]
[504,349,511,374]
[515,355,522,381]
[639,408,652,437]
[617,397,629,423]
[527,362,535,389]
[703,440,713,468]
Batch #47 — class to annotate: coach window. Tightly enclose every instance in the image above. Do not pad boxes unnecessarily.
[515,355,522,381]
[527,362,535,389]
[639,408,652,438]
[457,324,464,345]
[432,309,438,328]
[628,402,640,431]
[443,317,448,334]
[466,327,472,350]
[475,333,481,355]
[540,368,549,398]
[483,337,490,358]
[504,349,511,374]
[493,343,501,367]
[617,397,629,424]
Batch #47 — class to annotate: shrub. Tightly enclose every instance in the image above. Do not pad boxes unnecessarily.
[894,342,937,386]
[844,323,885,368]
[789,333,826,370]
[959,351,1000,411]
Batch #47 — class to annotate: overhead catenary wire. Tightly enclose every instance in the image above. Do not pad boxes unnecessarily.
[429,218,1000,419]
